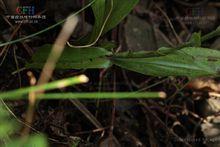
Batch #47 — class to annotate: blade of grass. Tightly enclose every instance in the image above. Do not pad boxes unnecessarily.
[0,75,88,99]
[37,92,166,99]
[0,0,95,47]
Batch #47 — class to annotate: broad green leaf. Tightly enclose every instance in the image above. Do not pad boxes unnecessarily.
[26,44,112,69]
[27,57,111,69]
[112,47,220,77]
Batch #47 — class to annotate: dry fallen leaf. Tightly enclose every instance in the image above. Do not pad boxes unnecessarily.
[187,78,220,92]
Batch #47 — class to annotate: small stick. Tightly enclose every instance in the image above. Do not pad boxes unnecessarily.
[154,3,182,44]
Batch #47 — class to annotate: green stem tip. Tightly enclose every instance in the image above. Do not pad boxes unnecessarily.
[0,75,89,99]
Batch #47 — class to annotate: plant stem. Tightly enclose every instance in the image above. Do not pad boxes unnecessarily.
[201,26,220,42]
[0,75,88,99]
[37,92,166,99]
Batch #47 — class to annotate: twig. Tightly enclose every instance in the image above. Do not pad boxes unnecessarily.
[37,15,79,86]
[13,47,21,87]
[0,0,6,12]
[154,28,175,47]
[109,70,117,146]
[21,71,37,136]
[139,100,192,147]
[172,7,190,36]
[154,3,182,44]
[1,14,34,56]
[0,24,22,57]
[69,99,103,129]
[75,127,108,135]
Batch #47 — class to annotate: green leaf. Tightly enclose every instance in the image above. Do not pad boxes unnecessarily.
[71,138,80,147]
[88,0,107,43]
[112,47,220,77]
[26,44,112,69]
[99,41,117,51]
[76,0,139,45]
[103,0,139,33]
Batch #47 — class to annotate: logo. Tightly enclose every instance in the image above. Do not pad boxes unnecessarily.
[185,8,204,17]
[16,6,35,15]
[6,4,46,24]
